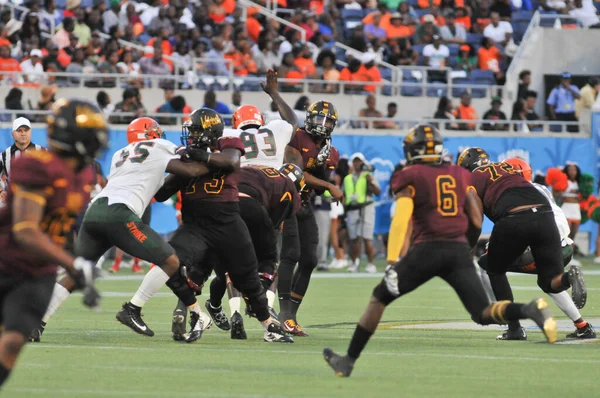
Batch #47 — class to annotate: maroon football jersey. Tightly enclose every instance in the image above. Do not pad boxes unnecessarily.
[0,151,95,276]
[391,163,471,244]
[287,128,339,175]
[181,136,245,205]
[238,166,301,226]
[470,161,539,221]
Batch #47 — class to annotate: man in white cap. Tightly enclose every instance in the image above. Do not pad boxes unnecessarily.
[343,153,380,273]
[0,118,44,203]
[20,49,45,84]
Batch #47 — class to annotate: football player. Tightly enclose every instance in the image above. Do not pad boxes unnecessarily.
[154,108,290,343]
[0,99,108,386]
[197,163,304,340]
[457,148,587,337]
[279,100,344,336]
[35,117,215,341]
[204,69,298,336]
[323,124,557,378]
[478,157,595,339]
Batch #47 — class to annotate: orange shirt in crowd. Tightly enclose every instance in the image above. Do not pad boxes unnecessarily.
[363,11,392,30]
[209,0,235,23]
[309,0,324,15]
[294,57,317,77]
[246,17,262,43]
[475,17,492,31]
[418,0,464,7]
[359,65,382,93]
[146,38,172,56]
[0,38,10,48]
[0,56,21,80]
[456,16,472,30]
[453,104,478,128]
[386,24,415,39]
[225,52,257,76]
[478,46,500,72]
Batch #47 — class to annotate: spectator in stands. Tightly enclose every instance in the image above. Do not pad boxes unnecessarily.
[455,44,477,72]
[21,11,42,45]
[20,49,44,85]
[433,96,458,129]
[205,37,228,76]
[416,14,440,44]
[453,92,478,130]
[230,90,242,111]
[41,0,64,32]
[483,12,513,47]
[74,8,91,46]
[358,95,385,129]
[156,95,187,125]
[481,96,509,131]
[383,102,399,129]
[264,101,281,124]
[524,90,542,132]
[278,52,303,92]
[0,46,21,78]
[36,85,57,121]
[387,39,418,65]
[293,44,318,79]
[53,17,74,50]
[478,37,504,84]
[360,53,382,93]
[316,50,340,93]
[547,72,581,132]
[3,88,25,121]
[89,31,103,56]
[171,42,192,76]
[576,77,600,118]
[340,57,367,94]
[490,0,512,21]
[423,35,449,83]
[365,11,387,40]
[97,50,120,86]
[110,88,145,124]
[440,11,467,44]
[203,90,231,115]
[511,99,529,133]
[117,49,142,78]
[97,91,114,117]
[254,38,279,74]
[424,7,446,26]
[387,12,416,40]
[65,47,96,86]
[454,7,471,30]
[85,9,103,33]
[539,0,567,12]
[568,0,600,28]
[280,29,303,58]
[64,33,79,57]
[226,40,258,76]
[140,47,172,88]
[294,96,310,124]
[472,0,493,33]
[518,70,531,100]
[103,0,121,34]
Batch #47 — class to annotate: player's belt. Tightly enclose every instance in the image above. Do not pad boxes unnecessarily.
[505,205,552,217]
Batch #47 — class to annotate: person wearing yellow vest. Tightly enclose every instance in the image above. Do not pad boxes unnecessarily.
[344,153,380,273]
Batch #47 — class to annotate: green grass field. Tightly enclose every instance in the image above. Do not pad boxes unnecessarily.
[5,259,600,398]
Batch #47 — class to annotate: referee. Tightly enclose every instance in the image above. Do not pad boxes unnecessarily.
[0,117,44,203]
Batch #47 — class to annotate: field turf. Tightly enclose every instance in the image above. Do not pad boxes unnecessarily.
[6,259,600,398]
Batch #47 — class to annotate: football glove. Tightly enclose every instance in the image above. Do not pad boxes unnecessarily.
[316,139,331,166]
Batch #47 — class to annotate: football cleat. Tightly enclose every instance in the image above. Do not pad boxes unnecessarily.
[365,263,377,274]
[568,265,587,309]
[522,298,556,344]
[186,311,212,343]
[109,263,120,273]
[29,321,46,343]
[204,300,231,331]
[283,319,308,337]
[171,306,187,342]
[323,348,355,377]
[496,327,527,341]
[264,323,294,343]
[116,302,154,337]
[566,323,597,339]
[131,262,144,273]
[230,311,247,340]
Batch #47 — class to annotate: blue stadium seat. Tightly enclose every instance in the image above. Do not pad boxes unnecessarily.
[412,44,426,54]
[401,84,424,97]
[414,8,432,18]
[241,80,261,92]
[466,33,483,46]
[448,44,460,57]
[470,69,494,82]
[407,0,419,6]
[138,33,151,45]
[341,9,365,20]
[596,2,600,12]
[427,84,448,97]
[56,0,66,8]
[380,68,393,81]
[81,0,94,7]
[468,81,489,98]
[451,78,470,97]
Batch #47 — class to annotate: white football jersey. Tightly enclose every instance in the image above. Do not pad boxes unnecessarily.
[532,182,572,245]
[223,119,293,168]
[94,139,179,218]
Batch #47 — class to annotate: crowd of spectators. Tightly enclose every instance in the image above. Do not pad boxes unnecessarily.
[3,0,592,94]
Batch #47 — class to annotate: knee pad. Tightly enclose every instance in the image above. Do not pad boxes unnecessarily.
[166,267,199,297]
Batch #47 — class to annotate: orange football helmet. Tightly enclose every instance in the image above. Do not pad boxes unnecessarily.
[505,157,532,181]
[127,117,164,144]
[232,105,264,129]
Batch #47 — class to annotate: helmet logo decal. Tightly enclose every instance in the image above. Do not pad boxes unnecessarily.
[201,115,222,129]
[75,106,107,129]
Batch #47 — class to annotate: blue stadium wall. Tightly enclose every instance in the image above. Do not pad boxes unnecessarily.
[2,127,597,251]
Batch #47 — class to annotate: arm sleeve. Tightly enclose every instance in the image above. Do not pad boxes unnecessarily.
[547,89,557,106]
[386,197,414,263]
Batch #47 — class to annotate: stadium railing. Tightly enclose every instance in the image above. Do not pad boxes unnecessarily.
[0,71,504,99]
[0,110,585,136]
